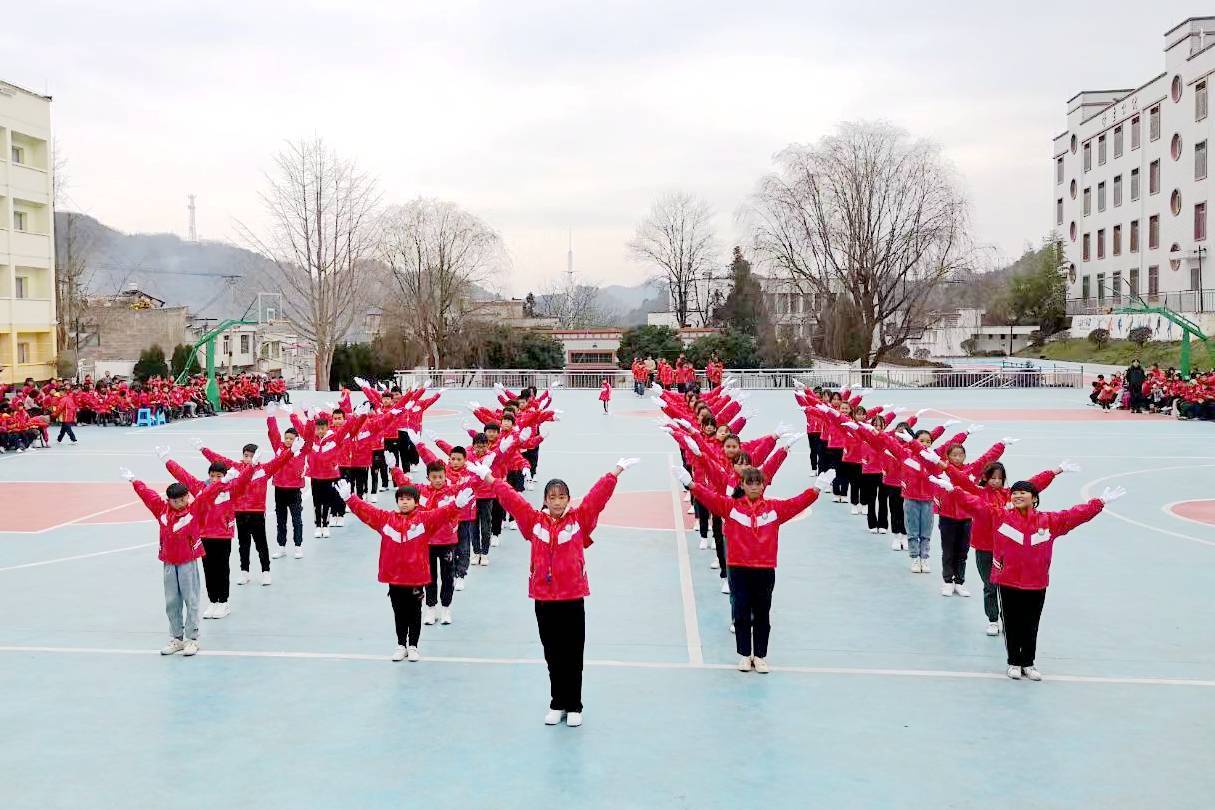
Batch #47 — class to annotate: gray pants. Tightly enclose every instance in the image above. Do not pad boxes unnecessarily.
[904,498,935,560]
[164,560,202,640]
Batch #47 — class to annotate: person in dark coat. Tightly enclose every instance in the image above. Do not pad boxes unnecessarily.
[1125,360,1146,413]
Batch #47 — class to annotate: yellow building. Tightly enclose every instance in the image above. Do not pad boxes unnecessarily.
[0,79,56,384]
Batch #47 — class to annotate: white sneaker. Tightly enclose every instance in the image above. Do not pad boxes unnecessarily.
[878,528,887,534]
[688,506,696,515]
[407,646,420,662]
[454,577,465,591]
[161,638,186,655]
[331,515,344,528]
[440,607,452,625]
[423,607,436,625]
[271,547,285,559]
[480,554,489,567]
[314,527,323,539]
[869,528,878,534]
[753,658,770,674]
[737,656,753,672]
[566,712,583,728]
[526,479,536,491]
[898,535,908,550]
[940,583,954,597]
[1023,666,1043,681]
[920,559,931,573]
[954,583,971,597]
[720,580,730,594]
[392,645,407,662]
[203,604,217,619]
[183,640,199,657]
[236,571,251,586]
[491,536,501,547]
[261,572,272,586]
[710,558,720,570]
[683,491,690,502]
[544,710,565,725]
[1007,665,1022,680]
[911,559,922,574]
[729,622,735,634]
[293,547,304,559]
[212,603,230,619]
[986,622,1000,637]
[321,527,330,539]
[891,537,902,551]
[506,521,517,532]
[698,538,709,549]
[850,505,861,515]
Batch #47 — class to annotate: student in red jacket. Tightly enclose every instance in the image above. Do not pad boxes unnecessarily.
[389,460,466,625]
[410,432,479,588]
[336,478,470,662]
[682,464,835,673]
[266,403,310,558]
[599,377,612,414]
[123,465,235,656]
[54,392,79,444]
[466,456,638,728]
[933,473,1123,680]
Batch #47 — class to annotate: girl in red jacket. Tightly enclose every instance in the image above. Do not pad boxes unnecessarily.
[335,478,470,662]
[466,456,639,728]
[680,464,836,674]
[933,474,1124,680]
[599,377,612,414]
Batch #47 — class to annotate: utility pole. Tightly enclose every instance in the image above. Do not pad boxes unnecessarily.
[187,194,197,242]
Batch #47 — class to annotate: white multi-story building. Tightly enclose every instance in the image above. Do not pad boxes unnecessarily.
[0,80,56,383]
[1055,17,1215,339]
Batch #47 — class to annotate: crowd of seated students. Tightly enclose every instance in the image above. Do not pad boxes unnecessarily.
[1088,360,1215,420]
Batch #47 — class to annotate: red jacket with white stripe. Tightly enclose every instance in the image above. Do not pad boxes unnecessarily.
[972,497,1104,590]
[946,466,1057,552]
[266,417,309,489]
[132,478,226,564]
[199,445,294,513]
[690,483,821,569]
[491,473,618,601]
[934,442,1006,519]
[346,496,458,586]
[163,461,256,541]
[416,442,478,521]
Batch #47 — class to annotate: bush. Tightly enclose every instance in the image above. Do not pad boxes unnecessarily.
[1127,326,1152,347]
[913,348,931,360]
[887,345,911,360]
[170,343,201,379]
[960,337,977,357]
[329,342,399,390]
[685,329,759,368]
[1087,328,1111,349]
[617,325,682,367]
[133,345,169,382]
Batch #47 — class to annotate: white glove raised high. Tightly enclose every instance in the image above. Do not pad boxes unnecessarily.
[222,468,241,484]
[779,433,805,450]
[615,457,640,472]
[334,480,353,501]
[279,403,294,415]
[813,469,836,491]
[155,445,171,460]
[266,401,278,415]
[672,465,692,488]
[454,488,475,509]
[682,435,701,457]
[966,423,985,433]
[250,448,263,464]
[895,430,914,442]
[119,467,135,482]
[929,473,955,492]
[354,377,371,390]
[942,419,960,428]
[1099,486,1127,503]
[189,438,203,450]
[1057,459,1081,473]
[1000,437,1020,445]
[465,461,493,481]
[467,400,482,411]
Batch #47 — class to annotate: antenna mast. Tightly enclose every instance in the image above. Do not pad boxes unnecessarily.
[187,194,198,242]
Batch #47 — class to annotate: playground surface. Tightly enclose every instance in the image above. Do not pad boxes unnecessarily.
[2,386,1214,809]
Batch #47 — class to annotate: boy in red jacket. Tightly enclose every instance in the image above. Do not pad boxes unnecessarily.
[336,478,471,661]
[681,464,835,674]
[266,403,310,558]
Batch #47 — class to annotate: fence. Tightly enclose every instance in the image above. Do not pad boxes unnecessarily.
[1066,288,1215,316]
[394,366,1084,391]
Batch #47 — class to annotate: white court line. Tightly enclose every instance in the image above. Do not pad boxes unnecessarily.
[0,543,155,572]
[1081,464,1215,549]
[1161,500,1215,530]
[668,452,703,666]
[0,500,145,536]
[1,644,1211,687]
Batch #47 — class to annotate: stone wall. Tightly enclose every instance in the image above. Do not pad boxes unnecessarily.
[77,303,190,363]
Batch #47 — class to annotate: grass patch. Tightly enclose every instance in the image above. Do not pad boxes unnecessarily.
[1015,339,1191,367]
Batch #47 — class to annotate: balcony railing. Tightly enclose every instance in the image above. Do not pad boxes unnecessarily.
[1066,288,1215,316]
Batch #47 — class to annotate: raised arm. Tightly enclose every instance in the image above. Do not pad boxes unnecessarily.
[489,478,542,532]
[773,485,821,524]
[130,480,167,519]
[1044,499,1106,539]
[574,472,620,537]
[688,481,733,519]
[200,446,237,468]
[165,459,204,496]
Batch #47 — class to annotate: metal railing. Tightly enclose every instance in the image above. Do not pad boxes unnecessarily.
[394,366,1084,391]
[1067,288,1215,316]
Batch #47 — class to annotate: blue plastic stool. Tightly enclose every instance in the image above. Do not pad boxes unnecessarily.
[155,411,167,425]
[135,408,153,427]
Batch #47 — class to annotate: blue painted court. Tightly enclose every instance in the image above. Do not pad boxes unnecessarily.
[2,386,1214,809]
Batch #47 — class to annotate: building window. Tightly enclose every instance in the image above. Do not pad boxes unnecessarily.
[1130,219,1140,252]
[1083,233,1091,261]
[1112,270,1122,303]
[1096,272,1106,303]
[1098,134,1107,165]
[1196,202,1207,241]
[17,342,30,364]
[240,334,251,354]
[1070,179,1077,199]
[1149,215,1160,249]
[1097,229,1105,258]
[1129,266,1140,296]
[1083,141,1092,171]
[1149,105,1161,141]
[1150,160,1160,195]
[15,276,29,299]
[1114,125,1124,157]
[1056,198,1063,225]
[1131,115,1141,149]
[1197,141,1208,180]
[1071,134,1078,153]
[1171,133,1183,160]
[222,335,230,354]
[1171,189,1183,216]
[1098,181,1106,212]
[1083,187,1091,216]
[1131,168,1140,201]
[1056,157,1064,184]
[1070,221,1077,241]
[1113,224,1122,255]
[13,211,27,231]
[1113,174,1122,207]
[1148,265,1160,296]
[1172,74,1183,102]
[1198,80,1209,121]
[569,350,615,365]
[1081,275,1091,300]
[11,145,25,164]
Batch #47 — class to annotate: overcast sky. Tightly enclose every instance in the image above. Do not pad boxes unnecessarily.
[2,1,1205,295]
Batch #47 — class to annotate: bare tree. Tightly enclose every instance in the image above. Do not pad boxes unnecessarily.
[237,138,380,389]
[378,198,506,368]
[744,121,972,367]
[532,276,617,328]
[51,151,99,378]
[628,192,718,327]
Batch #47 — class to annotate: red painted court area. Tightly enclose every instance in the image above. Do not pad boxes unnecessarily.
[0,483,153,533]
[919,408,1170,422]
[1168,499,1215,527]
[220,407,460,419]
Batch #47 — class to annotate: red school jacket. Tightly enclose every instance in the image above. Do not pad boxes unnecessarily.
[491,472,618,601]
[345,496,459,586]
[165,461,255,540]
[946,466,1057,553]
[132,478,227,564]
[690,483,820,569]
[266,417,310,489]
[199,445,294,513]
[977,497,1104,590]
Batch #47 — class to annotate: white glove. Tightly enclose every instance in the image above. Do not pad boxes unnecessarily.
[966,423,985,433]
[841,420,859,429]
[467,400,482,411]
[776,421,793,435]
[672,465,692,488]
[279,403,294,415]
[335,479,352,501]
[552,410,563,422]
[895,430,914,442]
[386,453,398,469]
[465,461,492,481]
[919,449,942,465]
[500,435,516,452]
[1099,486,1127,503]
[551,380,564,389]
[682,435,701,457]
[405,429,421,444]
[736,391,753,401]
[354,376,371,390]
[324,401,337,412]
[779,433,805,450]
[417,379,429,389]
[266,401,278,415]
[616,457,640,472]
[1058,459,1081,473]
[119,467,135,482]
[494,382,505,392]
[650,382,663,393]
[155,445,171,460]
[929,473,955,492]
[915,408,931,417]
[859,422,878,433]
[291,442,304,457]
[462,421,476,433]
[249,448,262,464]
[520,426,533,441]
[454,488,475,509]
[434,388,448,397]
[741,408,757,422]
[942,419,960,428]
[189,438,204,450]
[881,403,895,411]
[650,396,664,407]
[723,377,738,388]
[813,468,836,491]
[890,406,909,414]
[222,468,241,483]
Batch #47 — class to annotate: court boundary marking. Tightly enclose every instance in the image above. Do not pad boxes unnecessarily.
[1081,465,1215,549]
[668,452,703,665]
[1161,499,1215,530]
[0,644,1210,688]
